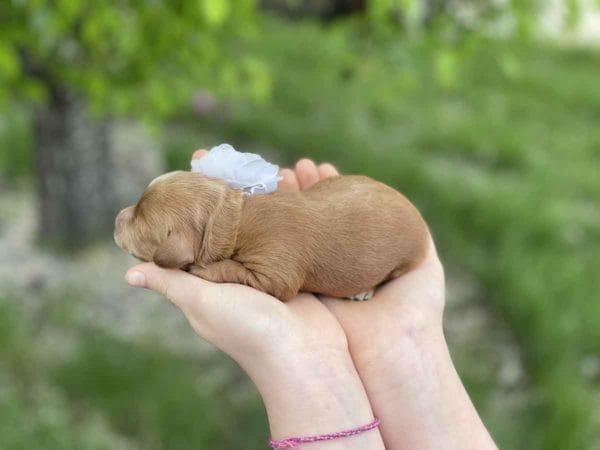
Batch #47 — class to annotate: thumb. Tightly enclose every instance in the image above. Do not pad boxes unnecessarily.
[125,262,212,310]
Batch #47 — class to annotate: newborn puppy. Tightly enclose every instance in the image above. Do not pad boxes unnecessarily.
[114,171,429,301]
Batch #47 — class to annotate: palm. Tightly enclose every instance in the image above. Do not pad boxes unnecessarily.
[322,239,445,358]
[197,283,349,357]
[127,262,349,371]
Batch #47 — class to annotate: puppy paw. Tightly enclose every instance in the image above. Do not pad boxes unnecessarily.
[347,289,375,301]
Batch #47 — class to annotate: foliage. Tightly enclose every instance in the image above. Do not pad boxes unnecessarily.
[0,0,268,117]
[0,0,589,117]
[364,0,571,37]
[0,106,32,179]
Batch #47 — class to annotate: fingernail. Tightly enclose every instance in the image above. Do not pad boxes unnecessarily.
[192,149,207,160]
[126,270,146,288]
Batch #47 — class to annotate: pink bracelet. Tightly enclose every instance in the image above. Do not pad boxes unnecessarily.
[268,418,381,449]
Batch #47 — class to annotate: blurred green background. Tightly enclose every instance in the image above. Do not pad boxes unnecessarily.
[1,1,599,449]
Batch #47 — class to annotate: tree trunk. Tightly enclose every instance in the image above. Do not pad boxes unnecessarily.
[34,91,117,249]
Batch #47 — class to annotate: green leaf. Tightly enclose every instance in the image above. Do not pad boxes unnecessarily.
[434,48,459,90]
[0,42,20,80]
[498,51,522,80]
[243,57,271,103]
[368,0,395,24]
[1,0,260,115]
[400,0,420,32]
[565,0,581,30]
[219,63,241,96]
[201,0,230,27]
[56,0,82,23]
[21,79,48,104]
[510,0,538,38]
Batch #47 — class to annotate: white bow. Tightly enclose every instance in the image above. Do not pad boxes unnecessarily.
[191,144,282,195]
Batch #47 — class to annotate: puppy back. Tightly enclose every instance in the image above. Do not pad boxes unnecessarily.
[302,175,429,296]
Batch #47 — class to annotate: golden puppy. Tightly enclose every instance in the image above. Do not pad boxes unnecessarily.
[114,171,428,301]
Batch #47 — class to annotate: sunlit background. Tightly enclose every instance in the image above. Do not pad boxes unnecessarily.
[1,1,599,449]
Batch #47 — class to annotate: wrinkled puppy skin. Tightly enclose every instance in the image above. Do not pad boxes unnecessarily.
[114,171,429,301]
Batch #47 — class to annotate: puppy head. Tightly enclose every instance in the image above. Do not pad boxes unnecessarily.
[114,171,237,268]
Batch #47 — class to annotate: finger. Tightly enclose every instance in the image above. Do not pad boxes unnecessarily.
[278,168,300,192]
[192,149,208,160]
[295,159,320,190]
[317,163,340,179]
[125,262,213,310]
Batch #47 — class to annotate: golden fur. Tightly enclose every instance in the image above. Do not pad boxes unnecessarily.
[114,171,429,301]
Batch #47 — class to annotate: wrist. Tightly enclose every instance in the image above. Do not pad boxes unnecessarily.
[246,345,385,449]
[349,320,497,450]
[350,306,445,373]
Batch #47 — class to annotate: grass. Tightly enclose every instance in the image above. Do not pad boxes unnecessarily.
[0,293,267,450]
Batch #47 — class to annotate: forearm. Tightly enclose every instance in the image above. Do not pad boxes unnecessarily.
[354,326,497,450]
[243,347,386,450]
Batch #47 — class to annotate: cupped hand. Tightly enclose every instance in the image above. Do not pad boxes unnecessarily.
[124,150,386,448]
[278,159,497,450]
[124,264,346,367]
[126,149,349,370]
[276,157,446,362]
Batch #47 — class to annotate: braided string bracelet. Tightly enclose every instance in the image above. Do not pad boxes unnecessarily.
[268,418,381,449]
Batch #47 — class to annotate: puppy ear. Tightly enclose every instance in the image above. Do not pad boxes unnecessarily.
[153,231,195,268]
[199,188,244,263]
